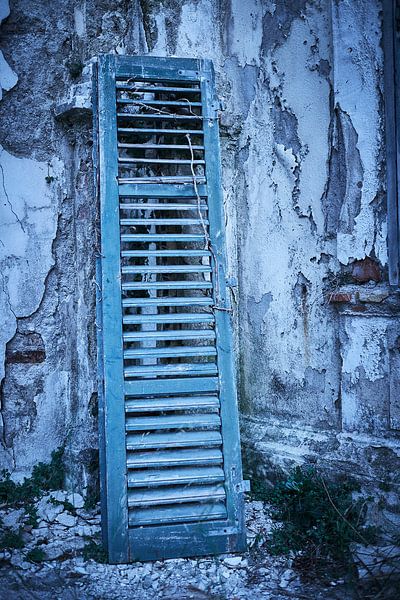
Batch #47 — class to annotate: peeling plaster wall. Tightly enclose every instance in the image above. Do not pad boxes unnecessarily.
[0,0,398,525]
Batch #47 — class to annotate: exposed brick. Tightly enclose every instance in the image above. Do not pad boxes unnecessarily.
[5,332,46,365]
[329,292,353,303]
[351,257,381,283]
[6,350,46,364]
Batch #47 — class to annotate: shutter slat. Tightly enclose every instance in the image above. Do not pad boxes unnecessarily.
[124,363,218,378]
[125,395,219,412]
[122,298,213,307]
[125,377,219,396]
[123,330,215,341]
[118,144,204,150]
[120,218,208,225]
[119,176,206,184]
[128,484,225,507]
[116,84,201,93]
[121,265,211,273]
[122,281,213,291]
[126,448,222,468]
[121,233,205,242]
[120,204,207,211]
[129,503,227,527]
[117,113,202,121]
[118,127,204,135]
[121,250,210,257]
[119,182,207,197]
[124,346,216,359]
[127,466,224,487]
[119,158,205,165]
[117,100,202,107]
[126,429,222,450]
[123,314,214,325]
[126,413,220,431]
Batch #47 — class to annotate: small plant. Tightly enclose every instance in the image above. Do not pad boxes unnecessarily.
[83,540,107,563]
[0,448,65,549]
[66,59,84,79]
[26,547,46,563]
[49,495,76,515]
[0,447,65,507]
[24,505,39,528]
[84,487,100,511]
[254,466,377,578]
[0,528,24,551]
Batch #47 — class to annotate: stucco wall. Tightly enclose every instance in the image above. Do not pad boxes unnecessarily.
[0,0,398,529]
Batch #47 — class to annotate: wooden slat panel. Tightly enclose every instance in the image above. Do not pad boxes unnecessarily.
[128,484,226,507]
[127,466,224,487]
[117,99,202,107]
[126,429,222,450]
[119,158,205,165]
[122,281,212,291]
[123,314,214,325]
[117,112,202,121]
[121,264,211,273]
[121,233,205,242]
[124,363,218,378]
[124,377,219,396]
[116,84,201,93]
[120,204,208,211]
[126,413,220,430]
[119,176,206,184]
[126,447,223,469]
[123,330,215,341]
[97,55,246,563]
[118,144,204,150]
[129,502,227,527]
[125,395,219,412]
[121,250,210,257]
[122,297,213,307]
[119,182,207,197]
[124,346,216,359]
[118,127,204,135]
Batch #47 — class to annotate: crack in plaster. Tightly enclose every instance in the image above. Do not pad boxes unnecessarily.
[0,150,25,233]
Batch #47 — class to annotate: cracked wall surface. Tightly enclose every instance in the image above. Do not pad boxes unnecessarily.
[0,0,398,527]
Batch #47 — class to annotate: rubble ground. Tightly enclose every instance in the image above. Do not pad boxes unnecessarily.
[0,492,354,599]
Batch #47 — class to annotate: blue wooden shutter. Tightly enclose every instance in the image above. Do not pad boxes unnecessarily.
[95,55,246,563]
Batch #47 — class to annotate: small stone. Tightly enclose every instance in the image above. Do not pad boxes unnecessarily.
[36,497,64,523]
[220,567,231,579]
[41,542,66,560]
[223,556,242,568]
[66,492,84,509]
[49,491,67,503]
[56,512,77,527]
[142,574,153,589]
[279,568,296,588]
[74,566,88,575]
[10,552,24,568]
[2,508,24,529]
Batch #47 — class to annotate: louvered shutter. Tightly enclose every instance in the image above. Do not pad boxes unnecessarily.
[94,55,246,563]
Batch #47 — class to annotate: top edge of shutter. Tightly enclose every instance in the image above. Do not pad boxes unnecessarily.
[97,55,213,81]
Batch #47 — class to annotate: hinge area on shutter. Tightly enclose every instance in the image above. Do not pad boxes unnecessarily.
[236,480,251,494]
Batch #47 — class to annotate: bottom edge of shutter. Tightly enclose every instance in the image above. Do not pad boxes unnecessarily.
[128,521,247,562]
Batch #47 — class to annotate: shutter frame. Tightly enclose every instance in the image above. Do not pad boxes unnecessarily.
[95,55,246,563]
